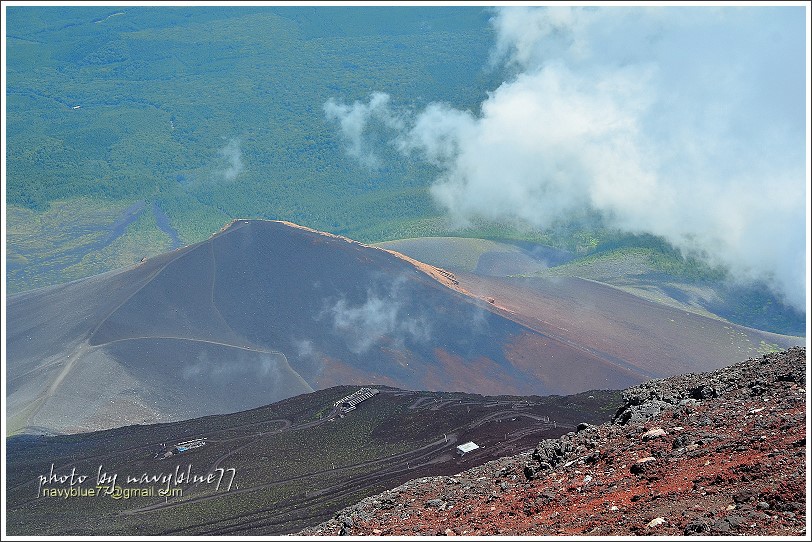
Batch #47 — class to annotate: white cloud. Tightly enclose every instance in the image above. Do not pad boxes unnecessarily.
[325,6,807,311]
[323,91,404,168]
[293,338,315,359]
[217,138,244,182]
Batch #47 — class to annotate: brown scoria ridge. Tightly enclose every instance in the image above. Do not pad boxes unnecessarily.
[300,347,807,536]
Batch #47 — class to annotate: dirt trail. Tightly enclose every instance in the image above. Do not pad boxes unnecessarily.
[21,341,91,428]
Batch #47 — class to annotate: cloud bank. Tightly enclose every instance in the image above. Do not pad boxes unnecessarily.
[325,6,807,311]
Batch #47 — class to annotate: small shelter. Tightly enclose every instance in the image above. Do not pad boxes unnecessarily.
[456,441,480,455]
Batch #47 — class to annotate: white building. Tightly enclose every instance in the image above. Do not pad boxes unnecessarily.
[456,441,480,455]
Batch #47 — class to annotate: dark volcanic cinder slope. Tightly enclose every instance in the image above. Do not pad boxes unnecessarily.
[8,220,641,435]
[303,347,807,537]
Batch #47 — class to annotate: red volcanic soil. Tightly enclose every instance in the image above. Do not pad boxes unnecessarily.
[301,347,807,536]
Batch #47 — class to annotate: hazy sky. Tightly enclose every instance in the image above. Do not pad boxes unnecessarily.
[325,6,808,311]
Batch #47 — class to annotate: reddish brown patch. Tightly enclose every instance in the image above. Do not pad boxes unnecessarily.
[375,246,476,297]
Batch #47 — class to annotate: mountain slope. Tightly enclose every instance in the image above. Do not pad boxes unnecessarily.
[8,220,801,435]
[377,235,806,336]
[8,220,642,435]
[455,272,800,379]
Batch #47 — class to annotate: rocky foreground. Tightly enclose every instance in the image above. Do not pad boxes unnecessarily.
[301,347,807,536]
